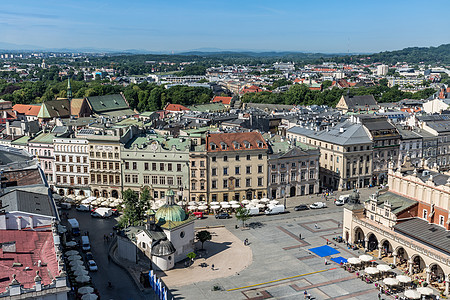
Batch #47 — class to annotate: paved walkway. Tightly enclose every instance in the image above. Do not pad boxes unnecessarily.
[156,227,252,288]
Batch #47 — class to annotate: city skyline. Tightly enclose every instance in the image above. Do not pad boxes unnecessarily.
[1,0,449,53]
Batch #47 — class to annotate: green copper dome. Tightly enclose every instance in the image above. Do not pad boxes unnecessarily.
[155,204,186,223]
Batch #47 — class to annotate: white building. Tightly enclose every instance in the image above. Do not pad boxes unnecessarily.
[377,64,389,76]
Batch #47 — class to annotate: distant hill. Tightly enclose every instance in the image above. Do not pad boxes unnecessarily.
[354,44,450,64]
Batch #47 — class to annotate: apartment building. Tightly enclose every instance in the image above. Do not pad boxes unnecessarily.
[28,131,58,187]
[189,144,208,202]
[267,138,320,200]
[121,135,190,201]
[53,137,90,196]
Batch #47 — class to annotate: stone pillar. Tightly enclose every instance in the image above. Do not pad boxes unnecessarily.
[364,236,369,252]
[445,274,449,296]
[408,258,413,274]
[426,267,431,284]
[378,243,383,259]
[392,251,397,265]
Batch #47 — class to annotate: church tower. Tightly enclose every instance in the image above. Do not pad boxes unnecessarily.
[67,78,73,100]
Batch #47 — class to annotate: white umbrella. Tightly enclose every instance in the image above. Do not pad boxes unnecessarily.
[68,255,82,261]
[71,265,86,272]
[364,267,380,275]
[177,201,186,206]
[348,257,361,264]
[359,255,373,262]
[75,275,91,283]
[241,200,250,204]
[81,294,98,300]
[220,201,228,205]
[81,199,92,204]
[108,202,116,208]
[198,201,207,206]
[377,264,391,272]
[187,205,197,210]
[251,199,260,203]
[229,200,239,205]
[256,203,266,208]
[188,201,197,206]
[383,277,399,286]
[76,195,85,201]
[210,202,219,205]
[210,205,220,210]
[417,287,433,296]
[221,204,231,209]
[396,275,411,284]
[231,204,240,208]
[245,205,255,209]
[73,269,89,276]
[65,250,79,256]
[404,289,421,299]
[66,241,77,247]
[197,205,208,210]
[269,200,279,205]
[260,198,270,202]
[70,260,84,267]
[78,286,94,295]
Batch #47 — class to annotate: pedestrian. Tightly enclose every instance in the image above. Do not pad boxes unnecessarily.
[324,258,327,265]
[326,239,329,245]
[378,292,381,300]
[304,290,308,299]
[211,264,214,270]
[337,222,340,228]
[314,223,318,229]
[299,233,302,240]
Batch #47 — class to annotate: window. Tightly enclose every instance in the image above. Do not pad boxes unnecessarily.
[200,170,205,178]
[258,165,263,173]
[212,156,216,162]
[144,175,150,184]
[200,182,205,190]
[223,167,228,175]
[212,168,217,176]
[246,155,251,160]
[423,209,428,219]
[167,177,174,185]
[191,170,196,178]
[212,180,217,189]
[280,174,286,183]
[371,203,376,211]
[160,163,164,171]
[235,155,240,161]
[69,156,73,162]
[439,215,445,226]
[246,178,251,187]
[200,161,205,167]
[167,163,172,171]
[309,170,315,179]
[154,191,159,199]
[191,161,196,167]
[191,182,196,190]
[77,166,81,173]
[177,164,182,172]
[271,164,276,169]
[223,156,228,162]
[235,166,240,175]
[223,194,228,201]
[109,162,113,170]
[177,176,182,186]
[144,163,149,171]
[223,179,228,188]
[246,166,251,174]
[301,171,305,180]
[291,172,296,181]
[271,174,276,183]
[152,163,157,171]
[281,163,285,169]
[160,191,165,198]
[152,176,158,184]
[103,162,107,169]
[115,163,119,170]
[258,154,263,160]
[235,179,240,187]
[90,174,94,183]
[159,176,166,185]
[257,177,263,186]
[125,174,131,183]
[132,174,138,183]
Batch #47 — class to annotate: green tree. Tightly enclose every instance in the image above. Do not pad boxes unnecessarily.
[196,230,212,250]
[186,252,196,266]
[119,188,151,227]
[235,206,251,228]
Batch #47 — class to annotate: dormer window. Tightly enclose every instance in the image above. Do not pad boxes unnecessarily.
[210,143,217,150]
[257,141,263,148]
[244,141,251,148]
[220,142,227,150]
[233,141,240,149]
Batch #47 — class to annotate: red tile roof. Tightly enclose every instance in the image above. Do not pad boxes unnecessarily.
[206,132,268,152]
[211,96,232,105]
[13,104,41,116]
[0,229,59,292]
[164,103,190,112]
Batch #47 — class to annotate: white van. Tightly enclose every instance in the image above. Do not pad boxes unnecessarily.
[264,205,285,215]
[247,207,260,216]
[81,236,90,251]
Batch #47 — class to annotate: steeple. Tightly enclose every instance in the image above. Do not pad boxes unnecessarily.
[67,78,72,100]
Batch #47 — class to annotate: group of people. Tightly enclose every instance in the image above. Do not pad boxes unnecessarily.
[103,232,114,242]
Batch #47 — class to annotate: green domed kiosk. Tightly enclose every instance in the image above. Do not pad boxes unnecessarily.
[155,189,186,223]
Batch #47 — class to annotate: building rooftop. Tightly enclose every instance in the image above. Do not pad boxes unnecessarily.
[0,230,59,293]
[394,218,450,256]
[371,191,417,215]
[206,131,268,152]
[0,190,57,218]
[86,94,130,113]
[29,132,56,145]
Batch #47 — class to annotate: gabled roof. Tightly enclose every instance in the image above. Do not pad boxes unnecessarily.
[70,98,88,116]
[86,94,130,113]
[37,99,70,119]
[164,103,190,112]
[12,104,41,116]
[206,131,268,152]
[343,95,378,109]
[0,189,57,218]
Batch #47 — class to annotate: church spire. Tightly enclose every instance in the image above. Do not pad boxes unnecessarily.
[67,78,72,100]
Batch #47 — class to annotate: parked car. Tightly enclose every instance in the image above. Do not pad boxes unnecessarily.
[88,260,98,271]
[335,199,345,206]
[310,202,327,209]
[192,212,204,219]
[215,212,230,219]
[294,204,309,211]
[85,252,94,261]
[76,205,90,212]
